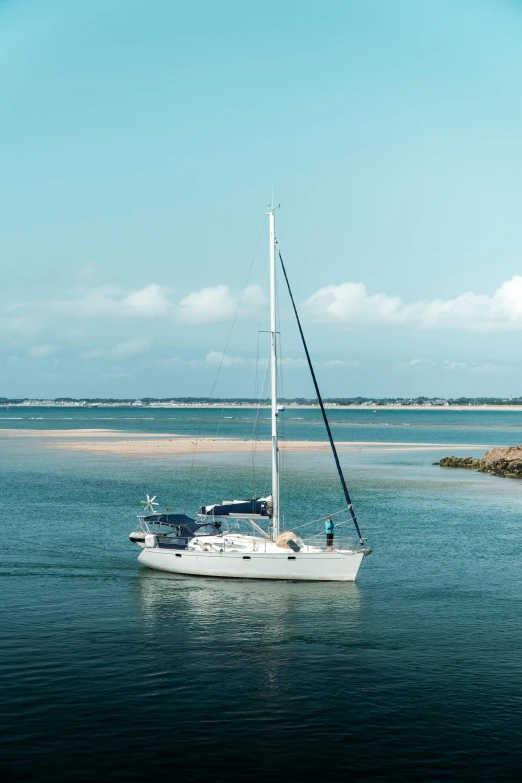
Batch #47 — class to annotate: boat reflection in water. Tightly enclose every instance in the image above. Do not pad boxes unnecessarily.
[134,568,365,681]
[131,569,368,778]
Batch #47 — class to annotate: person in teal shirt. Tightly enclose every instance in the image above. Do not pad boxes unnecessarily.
[325,515,334,551]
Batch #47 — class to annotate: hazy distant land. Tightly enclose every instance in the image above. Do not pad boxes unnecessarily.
[2,396,522,410]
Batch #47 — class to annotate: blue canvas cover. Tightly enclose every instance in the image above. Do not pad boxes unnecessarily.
[198,497,270,517]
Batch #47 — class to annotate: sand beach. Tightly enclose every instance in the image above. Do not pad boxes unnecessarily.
[0,428,494,456]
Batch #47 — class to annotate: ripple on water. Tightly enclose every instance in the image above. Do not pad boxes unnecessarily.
[2,417,522,781]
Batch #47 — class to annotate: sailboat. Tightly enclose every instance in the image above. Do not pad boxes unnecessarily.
[130,209,371,580]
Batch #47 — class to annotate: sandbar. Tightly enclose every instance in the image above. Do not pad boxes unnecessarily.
[0,428,129,438]
[53,441,494,456]
[0,429,495,455]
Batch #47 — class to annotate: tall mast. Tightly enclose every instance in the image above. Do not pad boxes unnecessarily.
[269,208,279,540]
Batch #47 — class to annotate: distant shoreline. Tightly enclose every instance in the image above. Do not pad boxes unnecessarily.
[2,404,522,412]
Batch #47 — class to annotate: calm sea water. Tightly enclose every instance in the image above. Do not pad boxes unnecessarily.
[2,409,522,781]
[3,404,522,445]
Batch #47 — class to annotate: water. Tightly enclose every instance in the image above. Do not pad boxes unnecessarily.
[2,410,522,781]
[3,404,522,445]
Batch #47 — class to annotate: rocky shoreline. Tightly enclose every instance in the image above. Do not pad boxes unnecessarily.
[438,446,522,479]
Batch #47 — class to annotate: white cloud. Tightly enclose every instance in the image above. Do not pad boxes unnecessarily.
[444,361,469,371]
[48,284,172,318]
[150,357,182,367]
[148,352,310,370]
[443,360,512,374]
[395,358,511,374]
[28,344,59,358]
[123,285,171,316]
[280,357,307,368]
[205,351,246,367]
[43,282,264,326]
[4,314,40,334]
[323,359,361,367]
[305,275,522,332]
[83,338,152,360]
[206,355,321,370]
[396,359,436,369]
[178,284,264,325]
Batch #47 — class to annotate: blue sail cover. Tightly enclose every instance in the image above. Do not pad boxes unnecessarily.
[198,496,271,517]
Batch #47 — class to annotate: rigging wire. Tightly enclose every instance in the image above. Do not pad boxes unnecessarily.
[277,245,365,544]
[290,505,350,532]
[276,286,288,523]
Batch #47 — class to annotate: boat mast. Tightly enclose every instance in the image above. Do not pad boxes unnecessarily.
[269,208,280,540]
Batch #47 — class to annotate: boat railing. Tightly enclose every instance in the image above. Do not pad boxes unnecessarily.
[234,534,362,553]
[299,534,362,553]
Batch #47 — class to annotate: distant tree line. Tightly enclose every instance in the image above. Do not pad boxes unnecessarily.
[2,396,522,406]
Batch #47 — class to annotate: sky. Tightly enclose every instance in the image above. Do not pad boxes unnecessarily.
[2,0,522,399]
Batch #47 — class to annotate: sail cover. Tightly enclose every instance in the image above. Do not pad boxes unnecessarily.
[198,495,271,517]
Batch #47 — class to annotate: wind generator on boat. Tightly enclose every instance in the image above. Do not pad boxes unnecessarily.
[130,208,371,581]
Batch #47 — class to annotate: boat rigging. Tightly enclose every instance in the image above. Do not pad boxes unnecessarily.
[129,207,371,580]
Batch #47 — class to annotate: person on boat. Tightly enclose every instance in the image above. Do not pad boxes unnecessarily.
[325,515,334,551]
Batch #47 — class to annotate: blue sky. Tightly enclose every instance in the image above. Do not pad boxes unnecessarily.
[2,0,522,398]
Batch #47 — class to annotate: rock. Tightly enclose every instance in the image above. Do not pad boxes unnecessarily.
[439,456,481,469]
[480,445,522,479]
[438,445,522,479]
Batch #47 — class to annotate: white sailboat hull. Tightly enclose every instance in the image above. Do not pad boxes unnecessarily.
[138,547,364,581]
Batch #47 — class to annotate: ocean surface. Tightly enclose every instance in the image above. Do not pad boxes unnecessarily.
[3,404,522,444]
[2,408,522,782]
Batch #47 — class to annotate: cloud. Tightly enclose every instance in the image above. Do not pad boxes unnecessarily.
[150,357,182,367]
[28,344,59,358]
[280,357,307,368]
[147,352,247,368]
[83,338,152,360]
[3,314,40,334]
[178,285,264,325]
[396,359,436,369]
[205,354,307,369]
[13,274,522,340]
[123,285,171,316]
[324,359,361,367]
[49,284,172,318]
[305,276,522,332]
[205,351,246,367]
[43,282,265,326]
[443,360,512,374]
[204,355,331,370]
[397,358,512,374]
[147,352,312,370]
